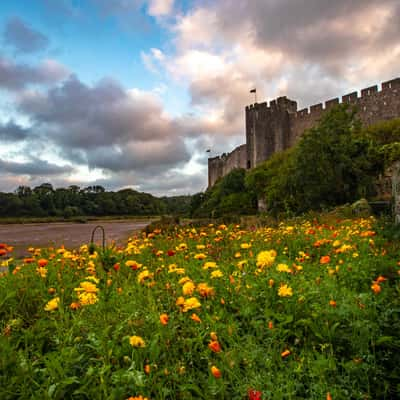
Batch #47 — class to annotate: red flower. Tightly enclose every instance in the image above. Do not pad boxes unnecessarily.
[248,389,262,400]
[167,249,176,256]
[113,263,120,271]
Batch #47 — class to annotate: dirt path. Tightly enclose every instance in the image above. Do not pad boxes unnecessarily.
[0,220,151,258]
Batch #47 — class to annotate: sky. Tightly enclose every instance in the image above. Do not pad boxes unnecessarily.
[0,0,399,196]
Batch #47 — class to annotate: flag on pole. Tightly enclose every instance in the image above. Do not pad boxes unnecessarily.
[250,88,256,93]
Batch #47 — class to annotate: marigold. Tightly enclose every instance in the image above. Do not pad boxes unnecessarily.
[281,349,291,358]
[77,292,99,305]
[36,267,48,278]
[182,297,201,312]
[211,365,221,378]
[208,340,221,353]
[182,281,196,295]
[190,313,201,323]
[44,297,60,311]
[37,258,48,267]
[129,335,146,348]
[159,313,169,325]
[203,261,217,269]
[137,270,153,284]
[320,255,331,264]
[210,270,223,279]
[74,281,98,293]
[276,263,290,273]
[256,250,277,268]
[371,282,381,294]
[197,283,215,298]
[278,284,293,297]
[194,253,207,260]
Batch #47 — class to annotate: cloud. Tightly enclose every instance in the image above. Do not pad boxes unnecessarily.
[148,0,174,17]
[0,56,70,91]
[0,158,73,176]
[17,75,191,174]
[4,16,50,53]
[0,120,31,142]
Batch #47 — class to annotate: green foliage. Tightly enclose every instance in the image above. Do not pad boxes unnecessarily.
[0,185,187,219]
[0,215,400,398]
[191,169,257,218]
[245,104,385,215]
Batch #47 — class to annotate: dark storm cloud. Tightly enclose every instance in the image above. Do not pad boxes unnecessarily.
[4,17,50,53]
[0,55,69,91]
[0,158,73,176]
[0,120,31,142]
[18,75,191,173]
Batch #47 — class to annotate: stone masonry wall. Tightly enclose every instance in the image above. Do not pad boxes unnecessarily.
[208,77,400,187]
[208,144,247,187]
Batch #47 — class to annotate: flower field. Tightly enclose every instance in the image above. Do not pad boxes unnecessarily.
[1,216,400,399]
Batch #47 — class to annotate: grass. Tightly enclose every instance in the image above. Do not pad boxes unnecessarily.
[0,213,400,399]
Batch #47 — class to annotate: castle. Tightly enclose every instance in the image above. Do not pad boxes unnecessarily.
[208,77,400,187]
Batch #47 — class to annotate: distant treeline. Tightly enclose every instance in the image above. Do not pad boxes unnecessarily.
[0,184,192,218]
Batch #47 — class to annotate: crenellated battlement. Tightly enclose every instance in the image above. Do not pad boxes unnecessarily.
[208,77,400,187]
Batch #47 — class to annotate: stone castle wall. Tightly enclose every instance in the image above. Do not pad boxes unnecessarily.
[208,77,400,187]
[208,144,247,187]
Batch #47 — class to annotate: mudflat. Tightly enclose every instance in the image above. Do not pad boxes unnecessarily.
[0,219,151,258]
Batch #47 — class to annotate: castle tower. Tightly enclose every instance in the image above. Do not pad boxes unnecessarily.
[245,96,297,168]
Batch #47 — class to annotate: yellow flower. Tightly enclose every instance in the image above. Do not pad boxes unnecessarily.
[44,297,60,311]
[74,281,99,293]
[276,263,290,273]
[197,283,215,298]
[178,276,192,285]
[278,284,293,297]
[176,243,188,251]
[240,243,251,249]
[36,267,48,278]
[77,292,99,305]
[210,270,223,279]
[129,335,146,348]
[194,253,207,260]
[256,250,277,268]
[203,261,217,269]
[181,297,201,312]
[137,269,153,284]
[196,244,206,250]
[182,281,196,296]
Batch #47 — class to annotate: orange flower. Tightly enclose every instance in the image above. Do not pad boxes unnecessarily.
[190,313,201,323]
[320,255,331,264]
[375,275,387,283]
[371,282,381,294]
[211,365,221,378]
[37,258,48,267]
[326,392,332,400]
[208,340,222,353]
[144,364,151,374]
[268,321,274,330]
[70,302,81,310]
[281,349,291,358]
[210,332,218,341]
[329,300,337,307]
[159,313,169,325]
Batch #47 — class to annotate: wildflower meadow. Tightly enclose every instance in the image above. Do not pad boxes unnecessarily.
[1,215,400,399]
